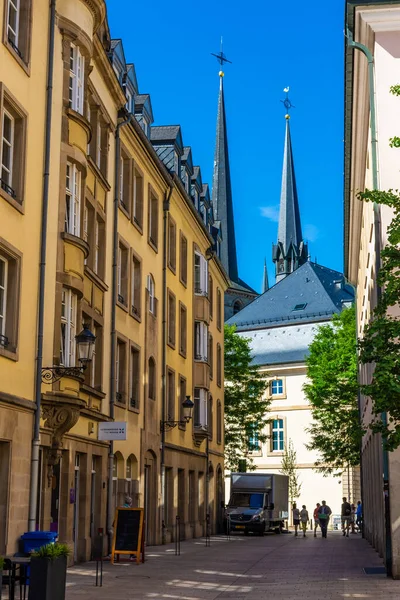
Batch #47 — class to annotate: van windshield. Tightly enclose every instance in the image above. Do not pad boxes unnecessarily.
[228,493,264,508]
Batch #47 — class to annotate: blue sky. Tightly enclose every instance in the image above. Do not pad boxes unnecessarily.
[107,0,345,293]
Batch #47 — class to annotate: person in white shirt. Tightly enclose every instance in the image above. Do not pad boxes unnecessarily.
[300,505,309,538]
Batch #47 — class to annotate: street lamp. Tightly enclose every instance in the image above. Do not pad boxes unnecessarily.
[41,324,96,384]
[160,395,194,432]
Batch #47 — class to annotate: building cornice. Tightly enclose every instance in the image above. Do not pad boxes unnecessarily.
[359,6,400,31]
[82,0,106,32]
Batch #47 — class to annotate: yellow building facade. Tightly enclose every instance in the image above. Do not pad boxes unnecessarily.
[0,0,227,561]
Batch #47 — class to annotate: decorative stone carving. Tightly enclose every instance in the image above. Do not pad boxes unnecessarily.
[42,396,86,485]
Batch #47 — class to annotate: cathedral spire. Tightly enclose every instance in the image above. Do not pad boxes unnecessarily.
[272,92,307,283]
[211,52,239,283]
[262,258,269,293]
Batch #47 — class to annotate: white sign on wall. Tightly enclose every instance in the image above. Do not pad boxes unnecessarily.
[98,422,127,441]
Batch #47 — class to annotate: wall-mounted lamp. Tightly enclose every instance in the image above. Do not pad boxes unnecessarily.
[160,395,194,432]
[41,324,96,384]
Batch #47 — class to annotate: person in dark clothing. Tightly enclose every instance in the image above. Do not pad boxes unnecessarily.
[341,497,352,537]
[317,500,332,538]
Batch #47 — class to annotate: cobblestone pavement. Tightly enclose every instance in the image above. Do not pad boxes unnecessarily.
[6,531,399,599]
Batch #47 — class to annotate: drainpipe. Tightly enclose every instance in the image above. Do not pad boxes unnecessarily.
[205,435,210,534]
[107,112,131,553]
[28,0,56,532]
[161,184,173,544]
[346,29,392,577]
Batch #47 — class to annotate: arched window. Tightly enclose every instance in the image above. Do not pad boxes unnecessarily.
[217,400,222,445]
[233,300,242,315]
[148,356,156,400]
[147,274,155,314]
[208,395,213,439]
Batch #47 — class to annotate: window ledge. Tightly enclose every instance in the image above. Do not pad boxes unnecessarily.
[87,156,111,192]
[131,218,143,235]
[130,307,141,323]
[179,349,187,359]
[84,266,108,292]
[167,340,176,350]
[119,201,130,219]
[128,405,140,414]
[80,383,106,400]
[0,346,18,362]
[148,239,158,253]
[117,299,129,313]
[168,263,176,275]
[61,232,90,258]
[0,186,24,214]
[3,40,30,76]
[269,451,284,457]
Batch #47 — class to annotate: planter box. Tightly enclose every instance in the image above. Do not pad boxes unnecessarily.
[29,556,67,600]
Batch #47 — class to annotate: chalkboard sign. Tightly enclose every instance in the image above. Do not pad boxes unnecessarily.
[111,508,144,564]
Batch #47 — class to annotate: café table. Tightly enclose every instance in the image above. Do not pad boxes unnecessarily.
[2,556,30,600]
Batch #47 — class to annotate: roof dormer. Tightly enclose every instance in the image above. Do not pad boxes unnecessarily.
[134,94,154,138]
[150,126,183,174]
[181,147,193,194]
[191,166,202,210]
[200,183,211,226]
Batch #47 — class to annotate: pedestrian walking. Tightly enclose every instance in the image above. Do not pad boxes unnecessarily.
[341,497,352,537]
[300,505,309,537]
[292,502,300,537]
[313,503,320,537]
[350,503,357,534]
[356,500,362,532]
[317,500,332,538]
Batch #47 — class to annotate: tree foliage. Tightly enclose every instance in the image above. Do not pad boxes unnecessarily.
[303,307,362,473]
[280,439,302,505]
[224,324,270,471]
[357,83,400,451]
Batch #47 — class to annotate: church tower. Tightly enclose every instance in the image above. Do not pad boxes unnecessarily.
[272,115,308,282]
[211,48,258,320]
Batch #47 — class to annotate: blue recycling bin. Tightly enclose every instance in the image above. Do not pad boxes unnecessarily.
[21,531,58,554]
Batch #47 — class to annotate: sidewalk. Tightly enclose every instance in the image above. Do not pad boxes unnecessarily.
[62,531,400,599]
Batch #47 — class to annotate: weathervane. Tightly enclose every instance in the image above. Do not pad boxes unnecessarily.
[211,37,232,77]
[281,86,295,119]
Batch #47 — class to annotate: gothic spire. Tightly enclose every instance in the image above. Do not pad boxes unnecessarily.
[272,113,307,282]
[212,71,239,283]
[262,258,269,293]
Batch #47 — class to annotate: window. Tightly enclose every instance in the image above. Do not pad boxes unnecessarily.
[148,187,158,249]
[129,346,140,409]
[83,203,89,264]
[292,303,307,311]
[87,101,109,177]
[119,149,130,213]
[194,321,208,361]
[117,241,128,306]
[217,343,222,387]
[60,288,77,367]
[194,388,207,428]
[131,254,141,318]
[194,251,208,295]
[94,216,105,277]
[217,288,222,330]
[208,396,213,440]
[233,300,242,315]
[0,243,20,353]
[147,274,156,315]
[179,303,187,357]
[132,166,143,228]
[167,291,176,348]
[208,334,213,379]
[168,216,176,272]
[0,91,26,205]
[5,0,31,62]
[69,44,84,114]
[248,425,260,452]
[179,376,186,423]
[65,163,81,236]
[83,318,102,390]
[271,379,283,395]
[116,339,127,404]
[217,400,222,444]
[272,419,284,452]
[180,233,187,286]
[167,369,175,421]
[209,275,213,318]
[148,357,156,400]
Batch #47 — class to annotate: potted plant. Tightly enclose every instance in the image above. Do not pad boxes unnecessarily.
[0,556,4,600]
[29,543,70,600]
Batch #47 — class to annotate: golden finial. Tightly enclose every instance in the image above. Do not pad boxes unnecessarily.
[285,114,290,120]
[219,70,224,77]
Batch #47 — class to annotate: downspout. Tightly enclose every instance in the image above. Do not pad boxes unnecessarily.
[205,434,210,534]
[346,29,392,577]
[107,112,131,552]
[161,183,173,544]
[28,0,56,532]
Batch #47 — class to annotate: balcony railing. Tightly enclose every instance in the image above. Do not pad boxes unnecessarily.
[0,334,9,348]
[8,37,22,58]
[0,178,17,199]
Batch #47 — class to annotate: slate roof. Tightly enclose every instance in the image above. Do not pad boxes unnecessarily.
[150,126,182,145]
[227,261,354,331]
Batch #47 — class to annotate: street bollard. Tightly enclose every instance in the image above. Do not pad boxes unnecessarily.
[226,514,231,541]
[94,528,104,587]
[205,514,211,547]
[175,515,181,556]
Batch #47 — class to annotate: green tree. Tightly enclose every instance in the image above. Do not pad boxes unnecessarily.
[280,439,302,505]
[357,84,400,451]
[224,324,270,471]
[303,307,362,473]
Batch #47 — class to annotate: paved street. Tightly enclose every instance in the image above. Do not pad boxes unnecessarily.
[62,532,400,599]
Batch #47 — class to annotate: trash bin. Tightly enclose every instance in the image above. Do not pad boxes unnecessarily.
[20,531,58,554]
